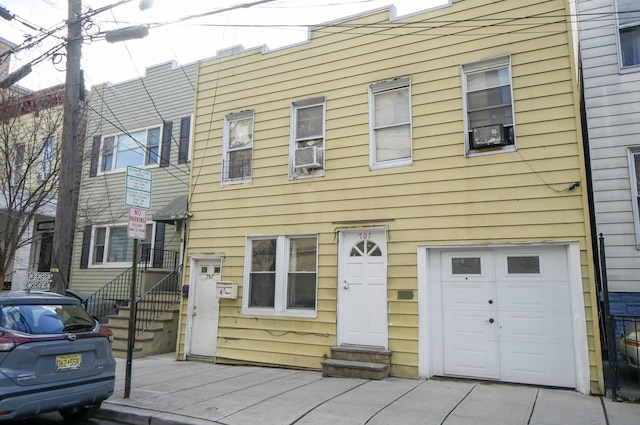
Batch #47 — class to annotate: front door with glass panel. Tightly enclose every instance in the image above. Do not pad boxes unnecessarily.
[188,260,221,357]
[338,229,388,348]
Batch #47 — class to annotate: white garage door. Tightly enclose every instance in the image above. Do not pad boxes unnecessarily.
[438,245,576,388]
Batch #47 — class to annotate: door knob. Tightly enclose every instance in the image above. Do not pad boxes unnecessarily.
[488,299,493,304]
[485,318,494,324]
[343,281,349,290]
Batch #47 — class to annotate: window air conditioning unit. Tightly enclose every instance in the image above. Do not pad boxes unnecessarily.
[471,124,505,149]
[294,146,322,169]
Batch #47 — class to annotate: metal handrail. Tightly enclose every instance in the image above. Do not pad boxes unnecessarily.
[139,247,179,270]
[134,265,182,336]
[82,267,142,321]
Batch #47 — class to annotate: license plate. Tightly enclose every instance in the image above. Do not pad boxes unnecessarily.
[56,354,82,371]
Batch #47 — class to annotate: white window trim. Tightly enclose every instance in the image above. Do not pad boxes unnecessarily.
[614,0,640,70]
[242,234,318,318]
[628,148,640,249]
[222,110,254,186]
[98,125,163,175]
[461,55,516,157]
[88,223,155,268]
[368,77,413,170]
[289,97,326,179]
[39,136,55,182]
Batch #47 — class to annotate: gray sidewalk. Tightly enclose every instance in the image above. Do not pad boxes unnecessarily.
[98,353,640,425]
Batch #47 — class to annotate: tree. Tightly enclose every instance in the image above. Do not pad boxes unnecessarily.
[0,86,64,289]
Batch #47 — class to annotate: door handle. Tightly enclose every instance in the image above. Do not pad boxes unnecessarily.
[192,306,197,316]
[343,280,349,290]
[485,318,494,324]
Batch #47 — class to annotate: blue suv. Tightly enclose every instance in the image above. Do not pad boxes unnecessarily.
[0,290,116,422]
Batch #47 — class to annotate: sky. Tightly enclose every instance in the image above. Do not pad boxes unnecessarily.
[1,0,449,91]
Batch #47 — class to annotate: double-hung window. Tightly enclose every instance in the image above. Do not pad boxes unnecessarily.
[100,126,161,173]
[369,77,412,169]
[90,223,153,266]
[616,0,640,68]
[462,56,515,155]
[629,149,640,248]
[39,137,54,181]
[243,235,318,317]
[222,110,254,184]
[291,97,325,178]
[11,143,25,185]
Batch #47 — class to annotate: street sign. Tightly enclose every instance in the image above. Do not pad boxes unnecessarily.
[128,207,147,240]
[125,166,152,209]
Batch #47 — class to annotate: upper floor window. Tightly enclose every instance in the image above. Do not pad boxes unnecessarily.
[291,97,325,178]
[222,110,254,184]
[629,149,640,248]
[616,0,640,67]
[39,137,54,181]
[462,56,515,156]
[11,143,25,185]
[369,77,412,169]
[100,126,161,173]
[243,235,318,318]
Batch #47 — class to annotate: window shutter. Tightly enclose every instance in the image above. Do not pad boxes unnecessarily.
[80,225,92,269]
[178,116,191,164]
[89,135,101,177]
[160,121,173,167]
[153,223,165,268]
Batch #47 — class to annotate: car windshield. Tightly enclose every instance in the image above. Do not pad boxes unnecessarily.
[0,303,96,335]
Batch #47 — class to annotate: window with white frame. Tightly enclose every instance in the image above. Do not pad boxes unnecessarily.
[11,143,25,185]
[629,149,640,248]
[100,126,161,173]
[222,110,254,184]
[616,0,640,67]
[39,136,54,181]
[462,56,515,155]
[291,97,325,177]
[90,223,153,266]
[243,235,318,317]
[369,77,412,169]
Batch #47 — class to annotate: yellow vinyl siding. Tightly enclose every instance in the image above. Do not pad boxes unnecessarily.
[180,0,601,393]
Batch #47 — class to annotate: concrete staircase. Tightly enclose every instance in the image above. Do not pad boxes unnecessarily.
[105,301,179,359]
[322,345,392,380]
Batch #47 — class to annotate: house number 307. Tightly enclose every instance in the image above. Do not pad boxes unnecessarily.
[359,233,372,240]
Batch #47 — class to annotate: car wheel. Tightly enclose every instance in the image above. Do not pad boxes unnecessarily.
[59,402,101,422]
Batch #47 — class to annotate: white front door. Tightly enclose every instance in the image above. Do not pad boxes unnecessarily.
[338,229,388,348]
[436,245,576,388]
[188,259,221,357]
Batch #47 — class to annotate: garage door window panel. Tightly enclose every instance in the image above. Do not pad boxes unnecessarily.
[506,256,541,274]
[451,257,482,275]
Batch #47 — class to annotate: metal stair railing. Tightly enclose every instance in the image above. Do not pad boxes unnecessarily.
[82,266,142,322]
[134,264,182,336]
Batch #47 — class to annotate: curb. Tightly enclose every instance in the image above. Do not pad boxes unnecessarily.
[97,403,217,425]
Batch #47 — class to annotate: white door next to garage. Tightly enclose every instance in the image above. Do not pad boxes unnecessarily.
[187,259,221,357]
[431,245,576,388]
[338,229,388,348]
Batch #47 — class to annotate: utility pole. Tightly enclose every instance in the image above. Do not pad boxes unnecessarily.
[50,0,82,294]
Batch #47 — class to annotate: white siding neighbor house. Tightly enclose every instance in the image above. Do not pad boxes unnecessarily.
[578,0,640,316]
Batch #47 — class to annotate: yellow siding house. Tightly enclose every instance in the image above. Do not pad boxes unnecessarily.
[179,0,603,394]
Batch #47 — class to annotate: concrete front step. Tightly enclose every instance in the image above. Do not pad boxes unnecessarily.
[329,345,392,364]
[322,345,392,380]
[321,359,389,380]
[105,304,179,359]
